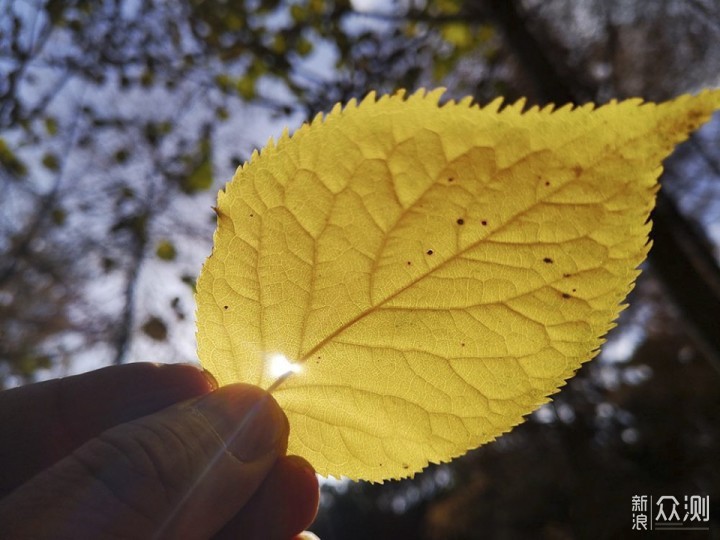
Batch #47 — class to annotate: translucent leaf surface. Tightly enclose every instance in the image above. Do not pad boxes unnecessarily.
[196,88,720,481]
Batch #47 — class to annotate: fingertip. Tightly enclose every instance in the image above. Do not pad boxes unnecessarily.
[294,532,322,540]
[283,455,320,521]
[214,454,320,540]
[78,363,216,427]
[143,362,216,395]
[201,368,219,391]
[191,383,289,461]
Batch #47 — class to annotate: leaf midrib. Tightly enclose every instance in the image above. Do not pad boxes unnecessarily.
[270,122,637,391]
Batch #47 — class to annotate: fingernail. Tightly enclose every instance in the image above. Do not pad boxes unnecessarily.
[296,532,322,540]
[192,384,288,462]
[201,369,219,390]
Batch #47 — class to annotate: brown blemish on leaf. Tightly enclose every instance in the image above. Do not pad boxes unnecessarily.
[223,305,229,310]
[562,293,571,299]
[427,249,434,255]
[456,218,464,225]
[481,220,488,226]
[447,177,454,183]
[543,257,553,264]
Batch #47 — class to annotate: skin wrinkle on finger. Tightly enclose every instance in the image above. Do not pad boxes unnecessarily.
[0,385,289,540]
[118,420,192,505]
[69,444,160,529]
[0,436,159,538]
[0,363,213,498]
[151,413,247,538]
[153,395,288,538]
[75,408,230,532]
[185,405,236,460]
[152,387,289,539]
[187,392,290,462]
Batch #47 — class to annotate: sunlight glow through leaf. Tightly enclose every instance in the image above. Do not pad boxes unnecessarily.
[268,353,302,378]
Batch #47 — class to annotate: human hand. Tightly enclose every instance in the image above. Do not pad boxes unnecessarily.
[0,363,319,539]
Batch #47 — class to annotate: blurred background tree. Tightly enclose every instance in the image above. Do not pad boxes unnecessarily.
[1,0,719,538]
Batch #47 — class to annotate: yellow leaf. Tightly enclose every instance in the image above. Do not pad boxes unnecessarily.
[196,88,720,481]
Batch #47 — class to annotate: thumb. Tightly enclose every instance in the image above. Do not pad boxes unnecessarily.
[0,384,288,539]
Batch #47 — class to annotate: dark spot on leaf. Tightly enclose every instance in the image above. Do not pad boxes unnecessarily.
[563,273,571,278]
[573,165,582,176]
[545,181,551,186]
[572,288,577,292]
[456,218,464,225]
[407,261,412,266]
[224,305,229,310]
[543,257,553,264]
[461,342,465,347]
[403,464,409,469]
[427,249,434,255]
[448,177,454,182]
[562,293,571,299]
[249,213,254,217]
[481,220,488,226]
